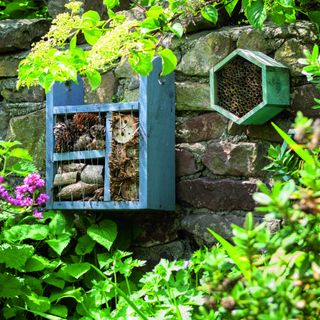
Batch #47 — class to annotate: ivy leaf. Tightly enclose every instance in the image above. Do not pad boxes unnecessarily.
[170,23,184,38]
[4,225,49,242]
[201,5,218,24]
[0,273,23,298]
[46,235,71,256]
[61,263,91,279]
[158,48,177,76]
[243,0,267,30]
[0,244,34,270]
[87,219,117,250]
[75,234,96,256]
[85,70,102,90]
[9,147,32,161]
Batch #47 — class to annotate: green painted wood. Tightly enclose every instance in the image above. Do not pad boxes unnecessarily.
[210,49,290,125]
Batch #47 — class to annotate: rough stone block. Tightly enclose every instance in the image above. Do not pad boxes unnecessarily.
[6,109,46,171]
[181,213,248,246]
[203,141,268,177]
[4,102,45,117]
[177,31,235,76]
[176,82,210,110]
[0,78,44,103]
[274,39,311,76]
[84,71,117,104]
[177,178,257,211]
[176,148,200,177]
[177,112,227,142]
[0,19,50,53]
[0,51,27,77]
[237,29,269,53]
[292,84,320,118]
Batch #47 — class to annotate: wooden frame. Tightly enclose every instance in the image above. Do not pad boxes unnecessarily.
[46,57,175,211]
[210,49,290,125]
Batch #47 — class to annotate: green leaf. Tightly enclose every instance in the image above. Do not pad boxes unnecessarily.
[253,192,272,205]
[61,263,91,279]
[0,244,34,270]
[75,234,96,255]
[9,147,32,160]
[83,29,103,46]
[87,219,117,250]
[243,0,267,30]
[170,23,184,38]
[82,10,101,27]
[46,235,71,255]
[0,273,23,298]
[26,292,51,313]
[201,5,218,24]
[140,17,160,32]
[50,287,83,303]
[272,122,315,165]
[85,69,102,90]
[49,305,68,318]
[9,160,37,177]
[4,224,49,242]
[3,307,17,319]
[225,0,239,16]
[129,49,154,76]
[42,275,65,289]
[158,48,177,76]
[103,0,120,10]
[208,229,252,281]
[146,6,164,19]
[308,11,320,30]
[25,255,58,272]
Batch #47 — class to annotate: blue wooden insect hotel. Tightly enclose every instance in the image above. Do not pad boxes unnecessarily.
[46,58,175,211]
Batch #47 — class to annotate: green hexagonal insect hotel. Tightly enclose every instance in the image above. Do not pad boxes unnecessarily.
[210,49,290,125]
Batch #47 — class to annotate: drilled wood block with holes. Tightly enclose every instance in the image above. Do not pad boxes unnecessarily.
[210,49,290,125]
[46,57,175,211]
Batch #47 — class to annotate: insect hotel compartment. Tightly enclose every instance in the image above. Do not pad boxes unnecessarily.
[46,57,175,211]
[210,49,290,125]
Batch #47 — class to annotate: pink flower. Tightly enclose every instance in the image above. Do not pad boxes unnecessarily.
[0,176,4,184]
[36,193,49,205]
[33,210,43,219]
[23,173,45,189]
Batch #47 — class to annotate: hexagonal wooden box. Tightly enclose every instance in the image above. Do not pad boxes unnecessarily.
[210,49,290,125]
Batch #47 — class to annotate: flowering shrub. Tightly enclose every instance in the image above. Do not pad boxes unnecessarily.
[0,173,49,219]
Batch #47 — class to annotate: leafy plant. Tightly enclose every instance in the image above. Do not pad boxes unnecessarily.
[17,0,319,92]
[0,0,48,20]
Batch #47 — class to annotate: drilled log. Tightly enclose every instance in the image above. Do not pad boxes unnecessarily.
[80,165,104,186]
[56,181,98,200]
[54,172,78,187]
[58,163,86,173]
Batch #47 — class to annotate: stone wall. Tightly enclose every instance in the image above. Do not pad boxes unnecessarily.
[0,16,319,263]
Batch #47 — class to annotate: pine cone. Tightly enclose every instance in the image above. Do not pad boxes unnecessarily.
[73,113,104,134]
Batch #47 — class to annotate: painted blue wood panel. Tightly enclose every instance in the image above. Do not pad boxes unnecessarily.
[53,102,139,115]
[53,150,105,162]
[46,60,175,211]
[139,57,175,211]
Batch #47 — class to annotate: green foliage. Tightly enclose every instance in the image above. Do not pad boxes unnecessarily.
[18,0,318,92]
[0,140,36,177]
[0,0,48,20]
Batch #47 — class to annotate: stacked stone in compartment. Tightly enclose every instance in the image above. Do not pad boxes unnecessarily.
[217,57,263,118]
[109,113,139,201]
[54,163,104,201]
